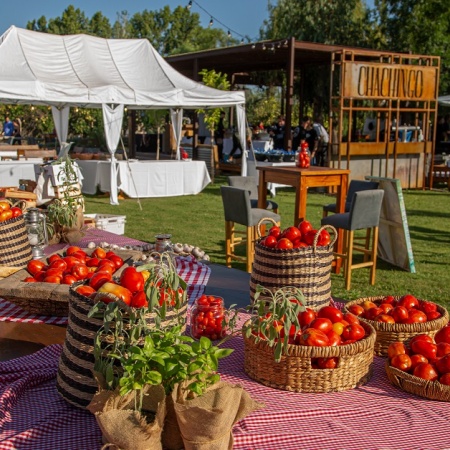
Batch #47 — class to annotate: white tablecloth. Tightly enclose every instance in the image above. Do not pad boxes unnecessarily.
[0,159,44,186]
[76,160,211,198]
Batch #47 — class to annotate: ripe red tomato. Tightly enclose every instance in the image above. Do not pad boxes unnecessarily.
[374,314,396,324]
[47,254,62,264]
[66,246,81,256]
[436,342,450,357]
[413,362,438,381]
[298,308,317,328]
[409,334,434,347]
[23,276,37,282]
[439,373,450,385]
[130,290,148,308]
[382,295,396,305]
[391,306,409,323]
[43,275,61,284]
[435,325,450,345]
[426,311,442,321]
[27,260,46,276]
[0,201,11,211]
[45,268,63,278]
[397,294,419,310]
[410,340,437,360]
[296,328,330,346]
[281,226,301,242]
[276,238,293,250]
[107,255,124,269]
[49,259,68,272]
[71,250,87,263]
[91,247,107,259]
[263,235,278,248]
[316,357,339,369]
[62,274,78,285]
[89,271,112,290]
[120,267,144,293]
[298,220,313,236]
[303,230,317,246]
[391,354,412,371]
[379,303,394,314]
[310,317,333,334]
[436,354,450,375]
[387,341,408,359]
[62,256,81,270]
[410,354,429,371]
[341,323,365,341]
[76,285,97,297]
[317,229,331,246]
[327,330,342,346]
[10,207,22,218]
[34,270,47,282]
[404,310,427,324]
[0,210,13,222]
[347,304,364,316]
[365,307,384,320]
[71,263,89,281]
[86,257,101,268]
[268,225,281,239]
[418,301,437,315]
[343,312,360,325]
[317,306,343,324]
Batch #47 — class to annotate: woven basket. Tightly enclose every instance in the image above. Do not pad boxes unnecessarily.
[0,215,32,268]
[242,320,376,393]
[344,296,449,357]
[250,222,337,310]
[57,281,188,409]
[385,361,450,402]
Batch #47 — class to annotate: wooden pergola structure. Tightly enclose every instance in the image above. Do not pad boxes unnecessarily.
[166,39,440,188]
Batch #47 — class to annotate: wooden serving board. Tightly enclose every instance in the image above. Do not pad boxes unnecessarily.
[0,248,142,317]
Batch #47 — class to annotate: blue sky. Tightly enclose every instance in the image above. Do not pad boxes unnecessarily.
[0,0,269,41]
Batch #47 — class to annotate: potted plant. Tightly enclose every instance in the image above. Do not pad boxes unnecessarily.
[87,256,261,450]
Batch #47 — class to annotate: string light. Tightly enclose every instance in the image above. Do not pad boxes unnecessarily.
[262,43,266,50]
[186,0,254,42]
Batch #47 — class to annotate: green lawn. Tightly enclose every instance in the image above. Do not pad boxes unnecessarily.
[84,176,450,310]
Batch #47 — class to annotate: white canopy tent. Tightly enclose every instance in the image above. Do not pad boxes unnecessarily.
[438,95,450,106]
[0,26,248,204]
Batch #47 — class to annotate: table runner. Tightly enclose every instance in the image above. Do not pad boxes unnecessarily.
[1,322,450,450]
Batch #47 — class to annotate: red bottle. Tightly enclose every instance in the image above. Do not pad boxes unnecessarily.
[296,140,311,168]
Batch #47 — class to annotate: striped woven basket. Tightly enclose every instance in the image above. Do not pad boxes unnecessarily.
[344,296,449,357]
[0,215,32,268]
[56,281,188,409]
[250,222,337,310]
[243,320,376,393]
[385,361,450,402]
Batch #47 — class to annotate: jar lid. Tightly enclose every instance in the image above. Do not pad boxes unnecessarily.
[155,234,172,240]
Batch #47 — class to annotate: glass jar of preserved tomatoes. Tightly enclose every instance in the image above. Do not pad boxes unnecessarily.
[296,140,311,168]
[191,295,226,340]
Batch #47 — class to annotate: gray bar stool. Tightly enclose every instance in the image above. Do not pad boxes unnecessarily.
[220,186,280,273]
[321,189,384,290]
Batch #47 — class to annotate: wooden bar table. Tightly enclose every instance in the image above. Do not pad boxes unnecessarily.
[257,165,350,273]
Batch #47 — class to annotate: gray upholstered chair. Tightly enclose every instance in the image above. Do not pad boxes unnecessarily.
[322,179,379,217]
[227,175,279,213]
[321,189,384,290]
[220,186,281,273]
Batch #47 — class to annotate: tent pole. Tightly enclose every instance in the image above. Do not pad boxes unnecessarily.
[120,137,143,211]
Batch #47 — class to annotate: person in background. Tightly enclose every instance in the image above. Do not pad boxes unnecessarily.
[292,116,312,151]
[228,125,252,163]
[214,111,226,161]
[269,115,286,149]
[12,118,22,145]
[312,117,330,166]
[305,120,319,164]
[2,116,14,143]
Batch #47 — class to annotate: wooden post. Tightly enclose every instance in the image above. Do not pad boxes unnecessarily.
[128,110,136,158]
[284,36,295,150]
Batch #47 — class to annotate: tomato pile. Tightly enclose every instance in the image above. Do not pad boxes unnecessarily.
[260,220,331,249]
[255,304,367,369]
[0,201,23,223]
[388,325,450,385]
[24,246,124,285]
[191,295,226,340]
[347,294,443,324]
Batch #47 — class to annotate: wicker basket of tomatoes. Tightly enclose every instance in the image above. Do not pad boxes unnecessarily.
[243,288,376,393]
[344,295,449,357]
[385,327,450,402]
[57,255,188,409]
[250,219,337,311]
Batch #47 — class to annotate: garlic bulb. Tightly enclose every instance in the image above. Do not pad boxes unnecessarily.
[173,243,183,253]
[183,244,193,253]
[87,241,96,249]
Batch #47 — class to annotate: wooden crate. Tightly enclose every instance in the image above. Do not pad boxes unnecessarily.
[53,182,82,199]
[0,187,37,209]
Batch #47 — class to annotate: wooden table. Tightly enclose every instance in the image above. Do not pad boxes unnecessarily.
[257,165,350,272]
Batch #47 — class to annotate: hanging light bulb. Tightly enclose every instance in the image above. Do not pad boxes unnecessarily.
[208,17,213,27]
[227,30,231,38]
[277,41,282,48]
[262,43,266,50]
[187,0,192,9]
[251,42,256,49]
[271,43,275,51]
[240,38,244,44]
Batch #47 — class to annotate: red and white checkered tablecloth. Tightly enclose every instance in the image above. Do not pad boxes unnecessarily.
[1,316,450,450]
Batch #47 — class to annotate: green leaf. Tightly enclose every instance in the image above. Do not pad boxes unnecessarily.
[187,381,203,396]
[199,336,211,350]
[145,371,163,385]
[274,340,283,362]
[187,362,202,374]
[215,348,234,359]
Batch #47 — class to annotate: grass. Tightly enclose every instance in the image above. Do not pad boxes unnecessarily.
[84,175,450,311]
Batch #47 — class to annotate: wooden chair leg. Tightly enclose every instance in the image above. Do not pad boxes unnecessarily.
[345,230,354,290]
[225,220,233,267]
[246,226,253,273]
[370,226,379,285]
[363,228,372,262]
